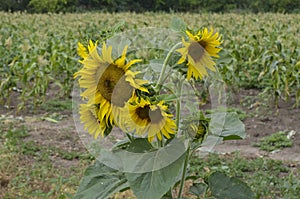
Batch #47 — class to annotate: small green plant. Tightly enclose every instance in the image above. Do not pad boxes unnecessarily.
[189,152,300,198]
[0,122,91,198]
[41,99,73,112]
[253,131,293,152]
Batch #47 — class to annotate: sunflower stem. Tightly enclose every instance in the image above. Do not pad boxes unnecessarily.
[178,145,190,199]
[155,42,182,90]
[175,77,184,132]
[125,133,134,142]
[158,136,164,147]
[168,187,174,199]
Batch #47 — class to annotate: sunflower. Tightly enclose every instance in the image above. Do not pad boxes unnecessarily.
[79,103,109,139]
[75,40,148,137]
[127,98,176,142]
[177,28,222,80]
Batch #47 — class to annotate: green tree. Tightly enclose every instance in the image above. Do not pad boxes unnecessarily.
[29,0,69,13]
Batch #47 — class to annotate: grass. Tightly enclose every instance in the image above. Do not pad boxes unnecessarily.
[253,131,293,152]
[0,11,299,198]
[41,99,73,112]
[190,152,300,198]
[1,119,299,198]
[0,120,92,198]
[1,12,299,109]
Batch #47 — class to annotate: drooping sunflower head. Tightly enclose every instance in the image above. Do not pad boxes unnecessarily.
[177,27,222,80]
[181,112,209,143]
[127,98,176,142]
[75,41,148,129]
[79,103,111,139]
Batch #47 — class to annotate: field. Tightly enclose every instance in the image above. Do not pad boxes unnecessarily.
[0,12,300,198]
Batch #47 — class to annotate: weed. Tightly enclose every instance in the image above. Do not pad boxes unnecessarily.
[253,131,293,152]
[190,152,300,198]
[0,124,90,198]
[41,99,73,112]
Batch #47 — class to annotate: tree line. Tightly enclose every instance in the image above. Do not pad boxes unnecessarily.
[1,0,299,13]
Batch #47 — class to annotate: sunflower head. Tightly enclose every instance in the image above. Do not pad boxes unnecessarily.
[127,98,176,142]
[79,103,111,139]
[177,28,222,80]
[97,63,135,107]
[181,112,209,143]
[75,41,149,138]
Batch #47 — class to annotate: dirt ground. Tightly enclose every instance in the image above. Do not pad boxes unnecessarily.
[213,89,300,162]
[0,88,299,198]
[1,88,299,164]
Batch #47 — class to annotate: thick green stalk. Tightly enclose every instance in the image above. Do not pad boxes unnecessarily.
[177,145,190,198]
[155,42,182,90]
[125,133,133,142]
[176,78,183,132]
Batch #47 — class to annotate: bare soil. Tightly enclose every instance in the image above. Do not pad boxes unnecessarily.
[213,89,300,163]
[0,88,299,198]
[1,88,299,164]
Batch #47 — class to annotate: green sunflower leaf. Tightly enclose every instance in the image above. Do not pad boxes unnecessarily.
[208,171,254,199]
[127,138,154,152]
[74,160,129,199]
[157,93,178,102]
[209,112,246,140]
[189,182,208,197]
[125,138,188,199]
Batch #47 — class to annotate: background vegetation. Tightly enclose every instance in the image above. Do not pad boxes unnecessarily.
[1,12,299,110]
[0,10,299,198]
[0,0,300,13]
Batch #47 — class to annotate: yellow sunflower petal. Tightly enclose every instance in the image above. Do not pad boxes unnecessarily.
[77,42,88,59]
[186,30,195,40]
[75,40,151,141]
[124,59,142,70]
[177,28,222,80]
[115,45,128,67]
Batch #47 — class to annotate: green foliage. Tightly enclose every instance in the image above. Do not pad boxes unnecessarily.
[75,161,129,199]
[189,152,300,198]
[1,124,92,161]
[75,138,188,199]
[206,107,248,121]
[28,0,68,13]
[208,171,254,199]
[0,0,300,13]
[0,123,92,198]
[0,12,124,109]
[216,14,300,107]
[125,154,185,199]
[41,99,73,112]
[0,0,30,12]
[124,139,187,199]
[188,171,255,198]
[0,13,299,109]
[209,112,246,140]
[75,109,246,198]
[189,182,208,198]
[253,131,293,152]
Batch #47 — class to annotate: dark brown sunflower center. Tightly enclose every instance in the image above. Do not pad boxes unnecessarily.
[136,105,151,121]
[188,41,205,63]
[199,40,207,49]
[97,64,133,107]
[135,105,163,124]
